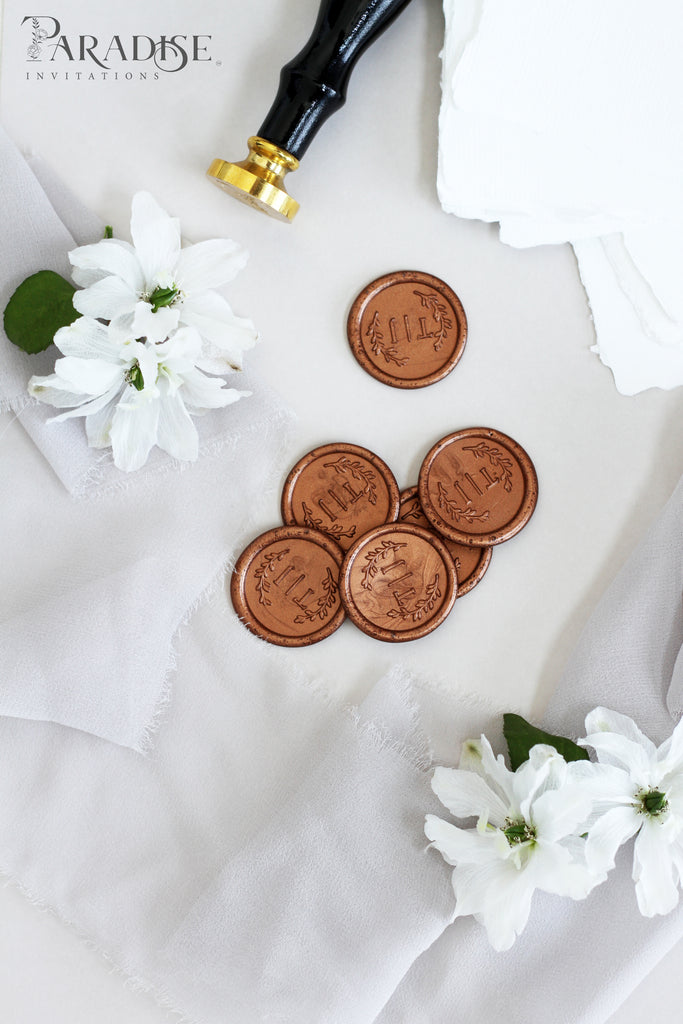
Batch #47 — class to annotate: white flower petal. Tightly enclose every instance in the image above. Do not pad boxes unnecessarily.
[73,276,138,321]
[581,730,653,783]
[477,734,516,809]
[458,738,485,774]
[181,369,249,411]
[29,373,96,409]
[110,388,160,472]
[69,238,144,293]
[84,390,122,447]
[155,326,203,363]
[133,343,160,396]
[155,378,198,462]
[657,716,683,776]
[531,839,602,900]
[583,707,657,758]
[175,238,248,292]
[451,856,518,921]
[431,766,509,827]
[565,760,634,805]
[513,744,565,820]
[425,815,499,867]
[53,355,122,396]
[181,292,258,369]
[53,317,119,361]
[49,383,123,423]
[131,300,179,343]
[633,817,681,916]
[585,804,641,874]
[532,783,594,843]
[476,868,535,952]
[130,191,181,287]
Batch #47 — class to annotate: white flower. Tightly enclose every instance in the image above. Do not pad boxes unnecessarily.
[28,317,249,471]
[68,191,258,371]
[425,738,604,951]
[579,707,683,917]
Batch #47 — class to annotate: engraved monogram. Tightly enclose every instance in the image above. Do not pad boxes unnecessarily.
[301,500,356,541]
[254,548,289,606]
[386,574,441,623]
[463,443,514,492]
[360,540,408,591]
[365,310,408,368]
[254,547,338,622]
[437,481,490,524]
[361,539,442,622]
[293,567,339,624]
[412,291,453,352]
[436,444,515,523]
[365,290,453,366]
[322,456,378,506]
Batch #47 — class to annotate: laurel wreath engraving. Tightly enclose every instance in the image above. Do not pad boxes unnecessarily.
[463,443,514,493]
[293,567,339,624]
[323,456,378,505]
[253,547,289,606]
[413,290,453,352]
[387,574,441,623]
[437,481,489,524]
[301,501,356,541]
[360,540,407,591]
[365,310,409,367]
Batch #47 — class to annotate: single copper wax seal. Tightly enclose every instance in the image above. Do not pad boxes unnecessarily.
[281,442,400,552]
[340,523,457,642]
[418,428,538,546]
[346,270,467,389]
[398,487,492,597]
[231,526,345,647]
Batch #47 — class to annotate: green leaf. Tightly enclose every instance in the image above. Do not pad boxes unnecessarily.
[104,225,114,239]
[3,270,78,354]
[503,713,590,771]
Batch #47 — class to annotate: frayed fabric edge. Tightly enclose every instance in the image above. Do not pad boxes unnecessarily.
[68,402,296,503]
[0,867,200,1024]
[132,405,297,755]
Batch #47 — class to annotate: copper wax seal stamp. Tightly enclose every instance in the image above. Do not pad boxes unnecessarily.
[418,428,538,546]
[231,526,345,647]
[340,523,457,642]
[398,487,492,597]
[347,270,467,389]
[281,442,400,552]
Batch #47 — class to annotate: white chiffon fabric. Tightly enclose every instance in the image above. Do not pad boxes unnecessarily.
[379,476,683,1024]
[0,125,293,749]
[438,0,683,394]
[1,472,683,1024]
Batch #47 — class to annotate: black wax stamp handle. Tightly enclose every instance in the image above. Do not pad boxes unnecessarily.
[258,0,414,160]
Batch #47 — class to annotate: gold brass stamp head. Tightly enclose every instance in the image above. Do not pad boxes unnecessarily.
[206,136,300,223]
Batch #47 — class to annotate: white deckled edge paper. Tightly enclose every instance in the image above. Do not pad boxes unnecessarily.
[438,0,683,394]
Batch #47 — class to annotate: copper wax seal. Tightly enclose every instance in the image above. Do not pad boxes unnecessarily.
[346,270,467,389]
[398,487,492,597]
[231,526,345,647]
[281,442,400,552]
[418,428,538,546]
[339,523,457,642]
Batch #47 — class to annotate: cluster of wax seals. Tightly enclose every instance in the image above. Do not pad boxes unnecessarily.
[231,429,538,647]
[347,270,468,389]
